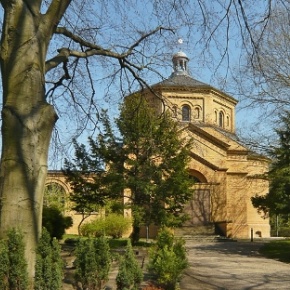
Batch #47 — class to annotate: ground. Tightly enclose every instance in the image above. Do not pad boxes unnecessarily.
[61,237,290,290]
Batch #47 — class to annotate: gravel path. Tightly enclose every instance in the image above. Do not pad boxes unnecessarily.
[180,239,290,290]
[62,239,290,289]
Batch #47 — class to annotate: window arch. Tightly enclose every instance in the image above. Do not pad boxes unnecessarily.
[226,115,230,127]
[194,107,200,119]
[219,111,224,128]
[44,182,66,212]
[182,105,191,121]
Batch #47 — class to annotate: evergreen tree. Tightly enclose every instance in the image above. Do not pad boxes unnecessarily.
[0,240,9,290]
[148,227,188,290]
[0,229,30,290]
[63,140,112,235]
[34,228,63,290]
[65,95,195,243]
[116,240,143,290]
[252,111,290,224]
[74,236,111,290]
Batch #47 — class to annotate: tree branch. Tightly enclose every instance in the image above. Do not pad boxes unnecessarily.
[43,0,71,33]
[46,26,171,72]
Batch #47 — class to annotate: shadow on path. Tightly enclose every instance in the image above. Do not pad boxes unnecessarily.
[180,239,290,290]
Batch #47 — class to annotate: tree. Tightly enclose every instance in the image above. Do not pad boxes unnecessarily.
[252,111,290,234]
[148,227,188,290]
[0,229,29,290]
[74,236,111,290]
[42,205,73,240]
[0,0,281,285]
[66,95,195,243]
[231,4,290,153]
[34,228,63,290]
[116,240,143,290]
[63,140,111,235]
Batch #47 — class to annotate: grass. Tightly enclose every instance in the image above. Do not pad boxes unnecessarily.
[259,239,290,263]
[62,234,153,249]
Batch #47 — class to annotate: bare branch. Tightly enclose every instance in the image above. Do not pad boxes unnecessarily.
[43,0,71,33]
[46,26,171,73]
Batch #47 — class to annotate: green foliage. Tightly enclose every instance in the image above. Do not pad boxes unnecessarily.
[42,205,73,240]
[0,239,9,290]
[74,236,111,290]
[0,229,29,290]
[104,213,132,238]
[116,240,143,290]
[63,139,119,235]
[66,95,195,243]
[252,112,290,220]
[44,183,67,212]
[148,228,188,290]
[34,228,63,290]
[81,214,132,238]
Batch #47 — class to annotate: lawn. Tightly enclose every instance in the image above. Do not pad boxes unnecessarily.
[259,239,290,263]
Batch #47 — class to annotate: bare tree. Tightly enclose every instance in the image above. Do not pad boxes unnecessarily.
[0,0,281,286]
[228,3,290,151]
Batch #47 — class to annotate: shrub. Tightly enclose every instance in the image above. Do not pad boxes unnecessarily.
[74,236,111,290]
[0,229,28,290]
[34,228,63,290]
[0,239,9,290]
[80,214,131,238]
[147,228,188,290]
[105,213,132,238]
[116,240,143,290]
[80,219,106,237]
[42,206,73,240]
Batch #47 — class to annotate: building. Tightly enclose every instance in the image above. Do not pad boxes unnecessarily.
[45,51,270,239]
[139,51,270,239]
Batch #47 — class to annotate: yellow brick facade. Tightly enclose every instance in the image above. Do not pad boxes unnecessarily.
[45,51,270,239]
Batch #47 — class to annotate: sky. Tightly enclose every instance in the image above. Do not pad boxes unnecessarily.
[0,1,278,169]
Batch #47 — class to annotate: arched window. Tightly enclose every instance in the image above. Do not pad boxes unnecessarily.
[182,105,191,121]
[226,116,230,127]
[215,111,218,123]
[194,107,200,119]
[219,111,224,128]
[44,182,66,212]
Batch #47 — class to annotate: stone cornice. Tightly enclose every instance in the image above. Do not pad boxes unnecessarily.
[188,123,231,150]
[190,151,228,171]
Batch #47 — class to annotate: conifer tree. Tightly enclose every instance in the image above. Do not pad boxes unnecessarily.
[0,229,29,290]
[65,94,195,243]
[34,228,63,290]
[148,227,188,290]
[116,240,143,290]
[74,236,111,290]
[252,111,290,218]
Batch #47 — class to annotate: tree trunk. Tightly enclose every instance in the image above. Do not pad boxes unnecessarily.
[0,3,57,287]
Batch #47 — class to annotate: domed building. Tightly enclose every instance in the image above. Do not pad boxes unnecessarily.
[45,51,270,239]
[139,51,270,239]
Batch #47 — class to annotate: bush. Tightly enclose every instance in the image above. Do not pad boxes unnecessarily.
[148,228,188,290]
[80,214,131,238]
[34,228,63,290]
[116,240,143,290]
[42,206,73,240]
[105,214,132,238]
[0,229,28,290]
[74,236,111,290]
[80,219,106,237]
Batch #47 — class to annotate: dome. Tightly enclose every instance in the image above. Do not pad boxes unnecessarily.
[172,51,189,75]
[172,51,189,59]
